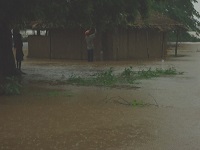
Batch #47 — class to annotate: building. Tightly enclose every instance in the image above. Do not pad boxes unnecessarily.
[28,13,186,60]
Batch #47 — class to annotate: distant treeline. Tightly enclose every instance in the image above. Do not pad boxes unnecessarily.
[168,31,200,42]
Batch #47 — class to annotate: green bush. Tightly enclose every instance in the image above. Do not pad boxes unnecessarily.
[120,67,137,84]
[94,68,117,86]
[0,77,22,95]
[67,67,183,87]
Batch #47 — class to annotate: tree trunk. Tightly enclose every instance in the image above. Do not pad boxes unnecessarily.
[0,23,16,79]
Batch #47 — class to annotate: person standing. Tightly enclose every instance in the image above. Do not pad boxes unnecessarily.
[13,29,24,72]
[85,28,96,62]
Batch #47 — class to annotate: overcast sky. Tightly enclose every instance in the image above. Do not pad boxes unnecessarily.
[194,0,200,14]
[194,0,200,21]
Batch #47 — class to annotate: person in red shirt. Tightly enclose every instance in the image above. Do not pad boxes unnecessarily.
[85,28,96,62]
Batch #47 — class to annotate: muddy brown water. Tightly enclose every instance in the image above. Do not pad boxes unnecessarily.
[1,42,200,150]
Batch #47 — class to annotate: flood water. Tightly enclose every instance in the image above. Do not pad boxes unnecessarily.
[1,43,200,149]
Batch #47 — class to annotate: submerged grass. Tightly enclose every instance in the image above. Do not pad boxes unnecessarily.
[132,99,145,107]
[0,76,22,95]
[67,68,117,86]
[66,67,183,87]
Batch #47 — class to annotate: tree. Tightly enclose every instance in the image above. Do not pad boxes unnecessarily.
[151,0,200,56]
[0,0,152,78]
[1,0,199,78]
[0,0,23,79]
[0,0,68,78]
[151,0,200,33]
[152,0,200,56]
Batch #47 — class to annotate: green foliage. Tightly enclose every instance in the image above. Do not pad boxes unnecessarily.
[0,0,152,30]
[136,68,160,79]
[94,68,117,86]
[120,66,137,84]
[67,68,117,86]
[136,67,181,79]
[132,100,145,107]
[1,0,199,33]
[0,77,22,95]
[67,67,183,87]
[151,0,200,33]
[120,66,182,83]
[138,0,152,19]
[121,67,134,78]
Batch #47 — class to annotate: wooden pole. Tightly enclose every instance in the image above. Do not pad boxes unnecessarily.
[146,31,149,58]
[175,30,179,57]
[161,32,165,59]
[49,30,52,60]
